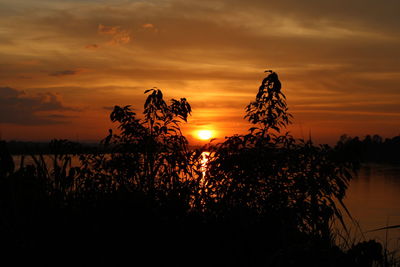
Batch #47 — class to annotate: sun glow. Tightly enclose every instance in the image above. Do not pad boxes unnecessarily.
[197,130,213,140]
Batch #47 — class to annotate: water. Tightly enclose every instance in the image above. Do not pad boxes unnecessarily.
[12,154,81,169]
[343,163,400,252]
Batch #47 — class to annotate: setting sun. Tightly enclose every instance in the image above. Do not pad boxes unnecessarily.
[197,130,213,140]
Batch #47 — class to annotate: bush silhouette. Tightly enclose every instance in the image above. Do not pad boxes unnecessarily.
[0,71,392,266]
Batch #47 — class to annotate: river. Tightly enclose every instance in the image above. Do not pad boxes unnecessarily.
[343,163,400,252]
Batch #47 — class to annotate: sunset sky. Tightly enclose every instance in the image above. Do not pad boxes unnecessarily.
[1,0,400,144]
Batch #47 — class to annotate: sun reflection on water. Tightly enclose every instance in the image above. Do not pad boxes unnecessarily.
[200,151,210,178]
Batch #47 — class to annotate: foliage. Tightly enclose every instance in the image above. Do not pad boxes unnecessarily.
[73,88,204,212]
[336,134,400,163]
[0,73,395,266]
[202,71,354,241]
[245,70,292,137]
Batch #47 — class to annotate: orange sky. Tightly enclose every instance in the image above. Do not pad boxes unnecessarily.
[1,0,400,144]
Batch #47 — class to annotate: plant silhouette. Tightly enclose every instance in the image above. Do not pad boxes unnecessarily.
[204,71,354,241]
[0,71,394,266]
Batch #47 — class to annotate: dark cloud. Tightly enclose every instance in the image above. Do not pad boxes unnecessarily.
[49,70,79,77]
[0,87,75,125]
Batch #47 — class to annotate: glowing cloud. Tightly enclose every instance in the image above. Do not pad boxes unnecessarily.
[98,24,131,45]
[142,23,155,29]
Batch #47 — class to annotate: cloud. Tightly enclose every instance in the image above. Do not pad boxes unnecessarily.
[142,23,154,29]
[85,44,99,50]
[141,23,158,32]
[98,24,131,45]
[0,87,75,125]
[49,70,79,77]
[17,76,33,79]
[102,106,114,111]
[17,60,41,66]
[98,24,120,35]
[1,0,400,141]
